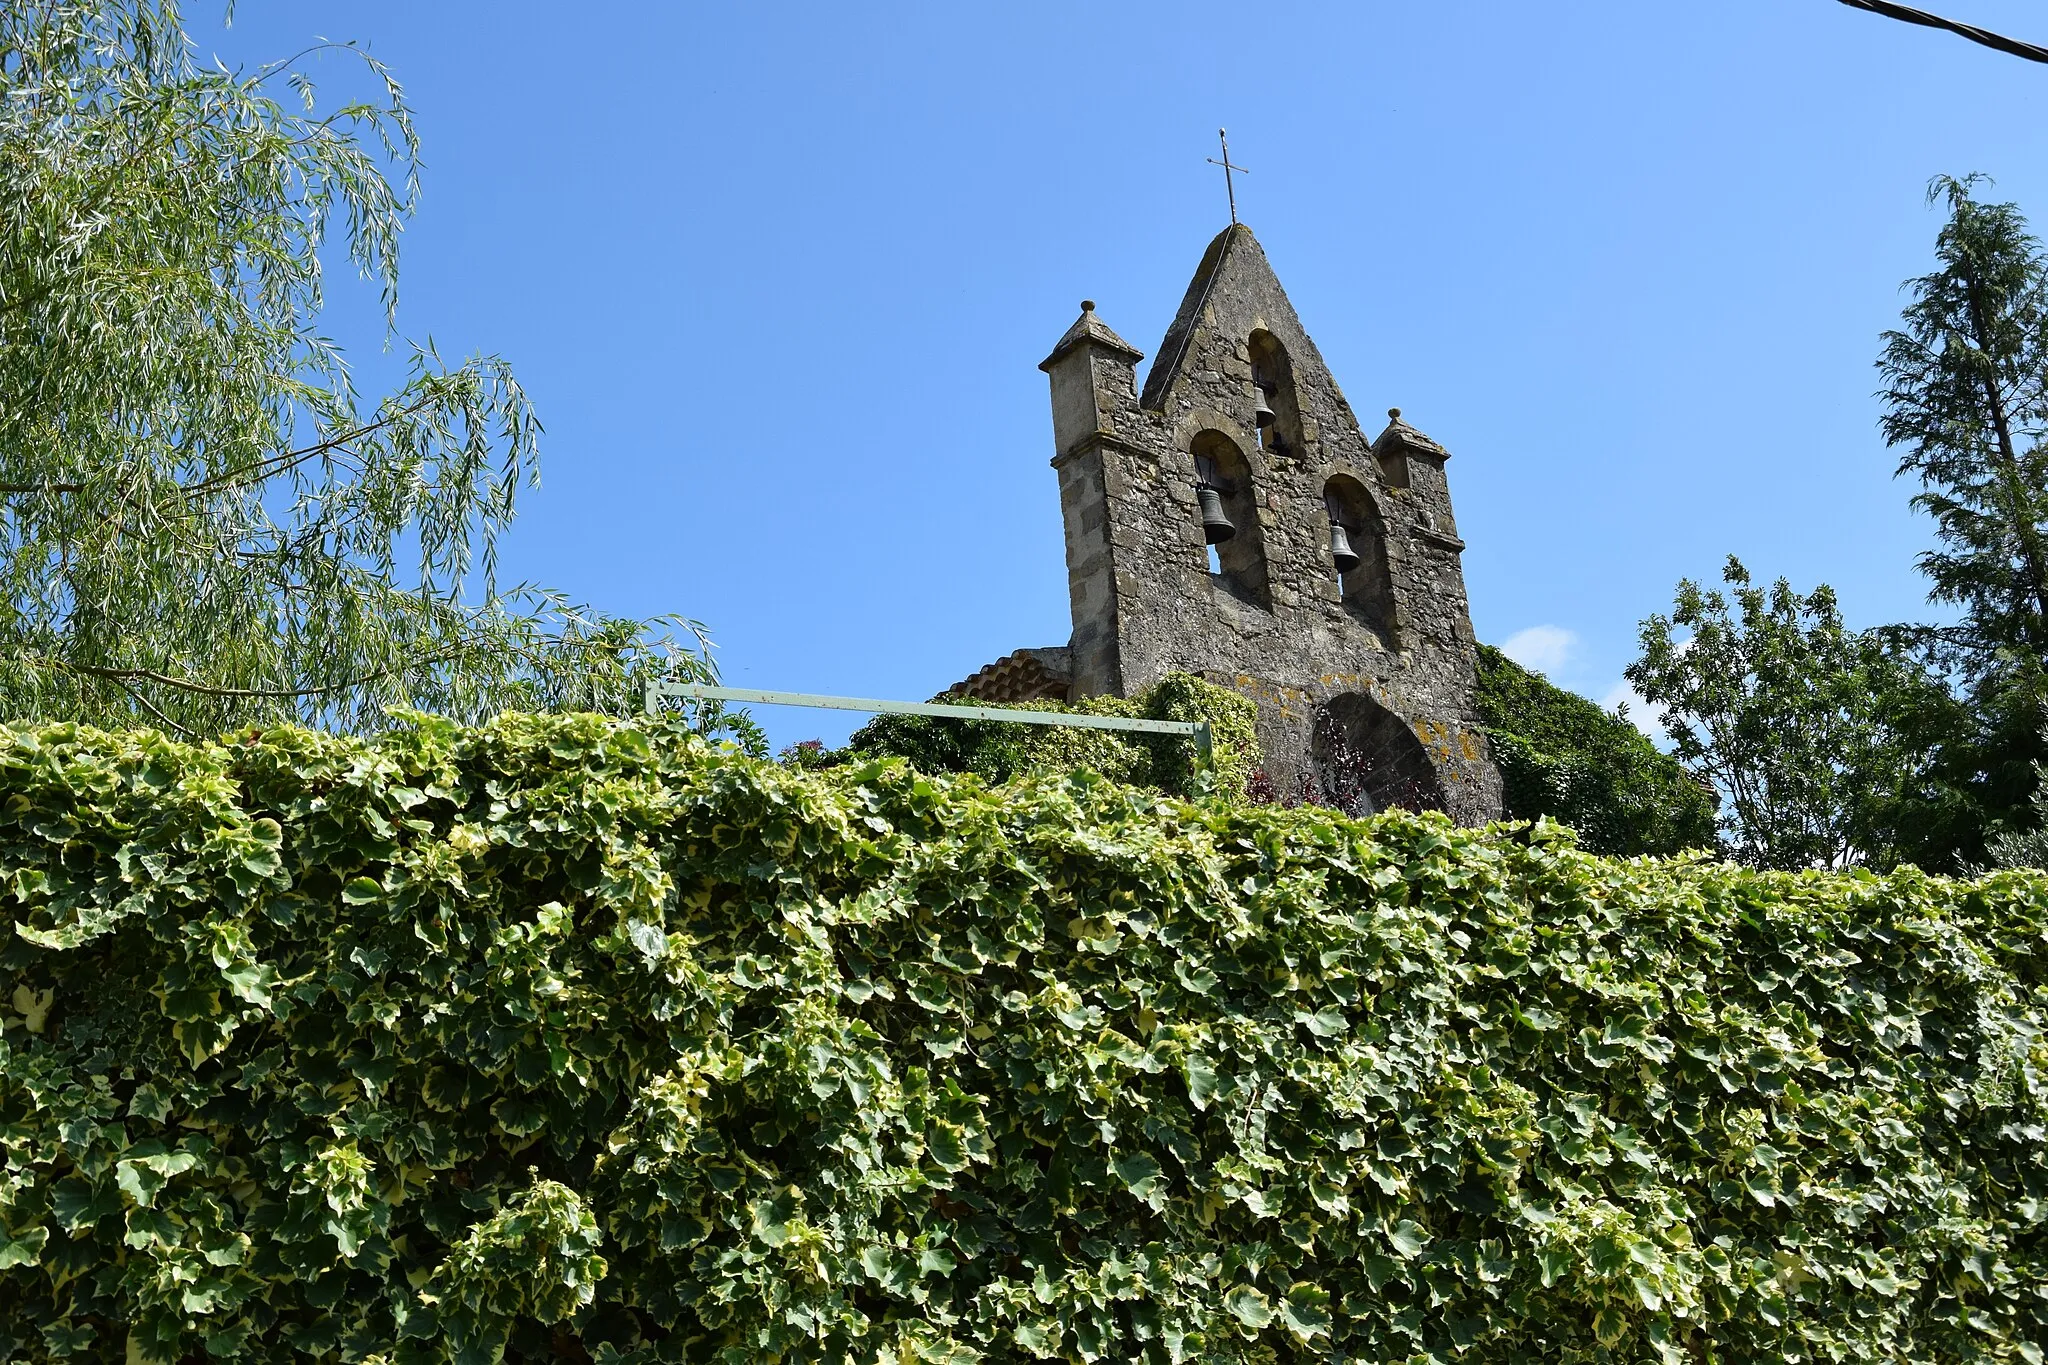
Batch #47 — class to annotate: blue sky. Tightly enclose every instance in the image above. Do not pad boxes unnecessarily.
[206,1,2048,750]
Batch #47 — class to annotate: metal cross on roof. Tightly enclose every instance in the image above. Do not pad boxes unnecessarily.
[1206,127,1249,226]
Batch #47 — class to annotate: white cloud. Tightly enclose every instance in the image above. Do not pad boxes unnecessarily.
[1600,681,1662,741]
[1500,624,1577,675]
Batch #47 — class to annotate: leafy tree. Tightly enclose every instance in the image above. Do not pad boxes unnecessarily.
[0,1,721,739]
[1473,644,1716,857]
[1876,173,2048,847]
[1627,558,1947,870]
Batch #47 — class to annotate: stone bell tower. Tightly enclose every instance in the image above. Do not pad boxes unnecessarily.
[951,224,1501,823]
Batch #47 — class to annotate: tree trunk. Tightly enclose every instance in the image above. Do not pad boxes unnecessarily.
[1964,280,2048,649]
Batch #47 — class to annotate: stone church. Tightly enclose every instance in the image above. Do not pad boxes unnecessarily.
[950,224,1501,824]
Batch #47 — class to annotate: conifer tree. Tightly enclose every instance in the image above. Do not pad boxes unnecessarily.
[1881,174,2048,663]
[1876,174,2048,849]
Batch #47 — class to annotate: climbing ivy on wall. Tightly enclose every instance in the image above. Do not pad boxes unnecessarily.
[1476,644,1720,857]
[0,714,2045,1361]
[842,672,1261,804]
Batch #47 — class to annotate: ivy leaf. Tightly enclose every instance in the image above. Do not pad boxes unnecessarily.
[860,1246,915,1294]
[51,1180,114,1232]
[749,1189,798,1248]
[1223,1285,1272,1330]
[0,1225,47,1269]
[1013,1320,1058,1357]
[1184,1054,1220,1109]
[927,1123,969,1172]
[1387,1219,1428,1260]
[1280,1283,1331,1340]
[127,1085,172,1122]
[1113,1152,1163,1202]
[115,1150,197,1209]
[1301,1007,1348,1038]
[625,919,667,964]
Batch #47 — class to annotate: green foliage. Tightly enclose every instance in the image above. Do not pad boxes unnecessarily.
[1629,558,1952,871]
[0,1,717,737]
[3,715,2047,1362]
[846,673,1261,803]
[1880,175,2048,671]
[1473,645,1715,857]
[1872,173,2048,865]
[1988,740,2048,870]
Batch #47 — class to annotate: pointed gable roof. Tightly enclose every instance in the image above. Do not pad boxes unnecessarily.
[1137,222,1379,473]
[1140,224,1245,409]
[1139,223,1326,413]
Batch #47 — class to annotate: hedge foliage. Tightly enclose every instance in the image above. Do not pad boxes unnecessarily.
[1475,645,1719,857]
[841,673,1261,804]
[1,714,2045,1362]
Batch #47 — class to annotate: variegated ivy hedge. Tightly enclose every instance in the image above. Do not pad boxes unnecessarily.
[0,714,2044,1363]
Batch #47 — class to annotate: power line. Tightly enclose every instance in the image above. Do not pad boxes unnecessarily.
[1835,0,2048,65]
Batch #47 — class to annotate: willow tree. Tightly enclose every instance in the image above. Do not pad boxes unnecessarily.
[0,2,720,738]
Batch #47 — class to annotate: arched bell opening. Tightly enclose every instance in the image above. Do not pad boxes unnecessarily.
[1190,429,1271,610]
[1322,473,1395,640]
[1311,693,1447,817]
[1247,331,1297,457]
[1248,330,1302,458]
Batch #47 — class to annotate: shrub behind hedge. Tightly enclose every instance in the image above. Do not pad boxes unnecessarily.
[1476,644,1719,856]
[842,672,1261,803]
[0,715,2044,1362]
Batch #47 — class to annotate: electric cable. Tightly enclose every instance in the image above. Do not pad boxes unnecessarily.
[1835,0,2048,66]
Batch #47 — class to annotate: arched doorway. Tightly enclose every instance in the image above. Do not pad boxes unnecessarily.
[1312,693,1447,816]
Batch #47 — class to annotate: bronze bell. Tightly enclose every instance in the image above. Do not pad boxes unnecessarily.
[1253,385,1277,428]
[1329,520,1361,574]
[1197,485,1236,544]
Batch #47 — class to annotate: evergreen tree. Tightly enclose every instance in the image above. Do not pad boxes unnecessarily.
[0,1,726,738]
[1876,173,2048,850]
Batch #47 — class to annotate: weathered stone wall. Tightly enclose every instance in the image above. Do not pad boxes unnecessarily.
[1040,225,1502,823]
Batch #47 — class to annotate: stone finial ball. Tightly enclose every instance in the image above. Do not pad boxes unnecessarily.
[1081,300,1095,312]
[1388,407,1402,421]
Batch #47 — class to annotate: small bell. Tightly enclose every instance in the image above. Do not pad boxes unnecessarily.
[1197,485,1236,544]
[1329,520,1361,574]
[1253,386,1277,428]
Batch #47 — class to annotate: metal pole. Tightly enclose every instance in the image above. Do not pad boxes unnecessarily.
[1206,128,1249,227]
[646,682,1216,769]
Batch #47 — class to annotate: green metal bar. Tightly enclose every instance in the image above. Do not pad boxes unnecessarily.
[647,682,1205,740]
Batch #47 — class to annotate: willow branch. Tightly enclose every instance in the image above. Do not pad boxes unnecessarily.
[0,395,435,499]
[177,393,440,498]
[25,650,466,700]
